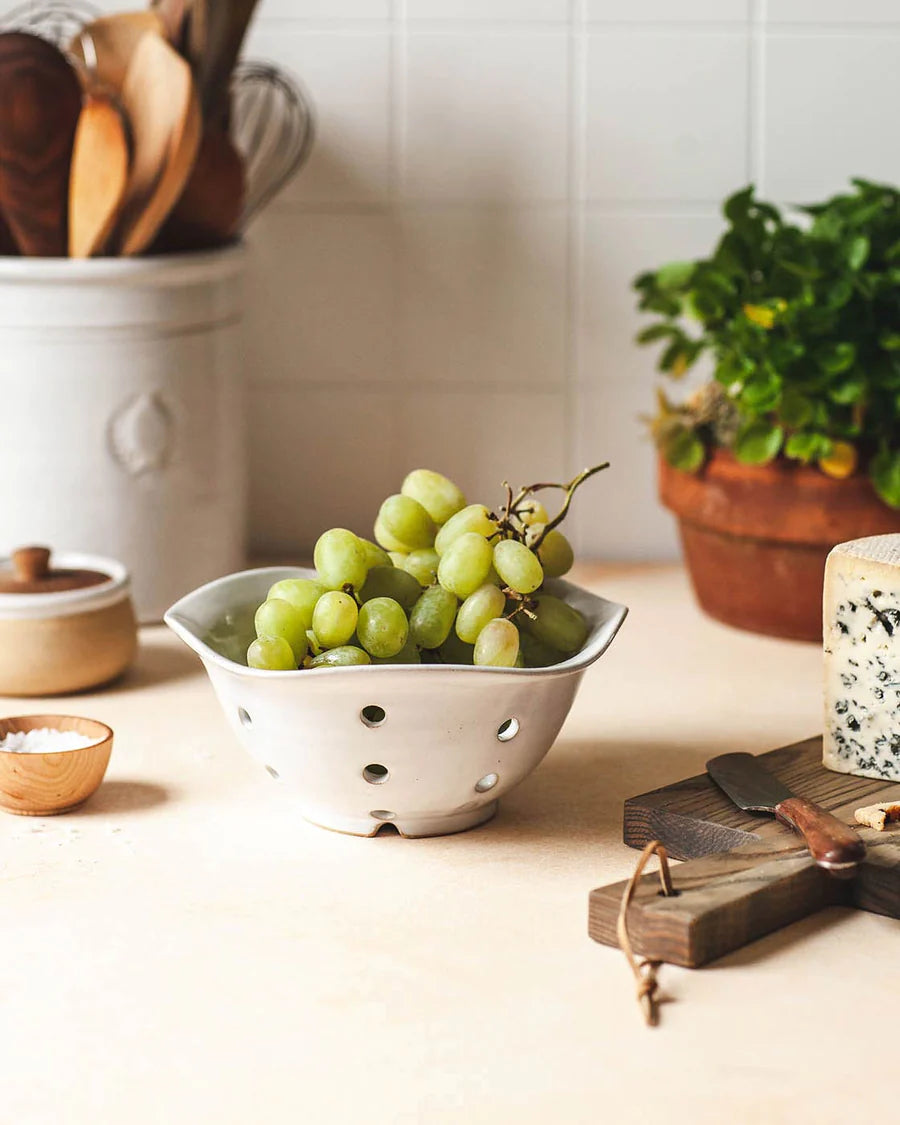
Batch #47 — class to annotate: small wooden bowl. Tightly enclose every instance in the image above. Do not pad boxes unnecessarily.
[0,715,113,816]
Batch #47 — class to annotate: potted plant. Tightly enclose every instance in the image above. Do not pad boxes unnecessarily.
[634,179,900,642]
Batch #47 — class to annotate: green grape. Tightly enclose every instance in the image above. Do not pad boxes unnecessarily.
[306,628,323,657]
[247,635,296,670]
[266,578,324,631]
[473,618,520,668]
[537,529,574,578]
[523,594,588,654]
[377,494,436,551]
[373,637,422,665]
[437,532,493,599]
[401,548,440,587]
[409,584,458,649]
[357,596,409,658]
[493,539,544,595]
[517,629,565,668]
[438,630,475,665]
[518,498,549,526]
[435,504,497,556]
[401,468,466,526]
[314,528,368,591]
[254,598,309,661]
[388,551,408,567]
[311,590,358,648]
[374,516,408,553]
[485,564,503,587]
[358,565,422,610]
[455,583,506,644]
[310,645,371,668]
[515,651,525,668]
[357,537,393,571]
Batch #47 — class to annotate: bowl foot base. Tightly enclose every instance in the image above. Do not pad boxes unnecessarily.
[303,800,499,839]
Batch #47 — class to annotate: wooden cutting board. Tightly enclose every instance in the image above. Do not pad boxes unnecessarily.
[588,737,900,968]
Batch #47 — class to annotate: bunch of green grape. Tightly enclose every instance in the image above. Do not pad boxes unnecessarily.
[247,466,604,671]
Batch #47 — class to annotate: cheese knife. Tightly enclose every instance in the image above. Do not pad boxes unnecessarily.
[706,752,866,877]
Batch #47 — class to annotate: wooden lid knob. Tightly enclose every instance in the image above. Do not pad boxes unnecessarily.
[12,546,52,584]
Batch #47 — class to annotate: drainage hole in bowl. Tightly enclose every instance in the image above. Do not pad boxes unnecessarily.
[265,765,280,780]
[361,705,386,728]
[475,772,499,793]
[370,809,396,821]
[363,763,390,785]
[238,707,252,727]
[497,718,519,742]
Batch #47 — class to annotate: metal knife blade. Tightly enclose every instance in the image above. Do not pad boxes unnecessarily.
[706,752,792,812]
[706,751,866,876]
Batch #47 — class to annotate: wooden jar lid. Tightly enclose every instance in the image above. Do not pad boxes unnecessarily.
[0,546,111,594]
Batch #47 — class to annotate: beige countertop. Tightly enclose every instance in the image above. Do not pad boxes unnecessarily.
[1,564,895,1124]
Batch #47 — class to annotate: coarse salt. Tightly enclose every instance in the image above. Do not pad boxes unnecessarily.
[0,728,97,753]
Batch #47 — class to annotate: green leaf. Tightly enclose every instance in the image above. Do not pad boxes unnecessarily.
[817,342,856,374]
[655,260,695,290]
[779,389,813,428]
[636,323,676,344]
[828,377,864,405]
[659,340,693,376]
[871,448,900,508]
[879,332,900,351]
[723,185,755,226]
[733,421,784,466]
[785,432,832,464]
[846,235,870,270]
[662,427,705,473]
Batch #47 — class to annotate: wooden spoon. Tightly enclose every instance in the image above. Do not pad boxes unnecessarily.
[152,126,245,253]
[0,209,18,256]
[188,0,260,123]
[0,33,81,257]
[68,86,130,258]
[69,11,165,92]
[115,31,201,257]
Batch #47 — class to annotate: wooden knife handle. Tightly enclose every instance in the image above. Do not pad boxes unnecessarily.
[775,796,866,876]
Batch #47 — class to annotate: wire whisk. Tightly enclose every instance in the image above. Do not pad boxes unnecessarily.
[231,60,315,226]
[1,0,99,47]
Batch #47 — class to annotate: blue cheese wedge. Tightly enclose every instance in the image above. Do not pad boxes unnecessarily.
[824,534,900,781]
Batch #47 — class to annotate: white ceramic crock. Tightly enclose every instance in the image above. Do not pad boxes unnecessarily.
[166,567,628,838]
[0,247,247,622]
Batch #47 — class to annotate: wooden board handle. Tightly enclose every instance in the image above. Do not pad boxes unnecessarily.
[775,796,866,876]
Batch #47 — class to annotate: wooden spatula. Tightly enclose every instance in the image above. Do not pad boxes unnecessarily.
[188,0,260,123]
[152,125,245,253]
[69,11,165,92]
[115,31,201,257]
[69,86,130,258]
[0,33,81,257]
[151,0,190,51]
[0,209,17,255]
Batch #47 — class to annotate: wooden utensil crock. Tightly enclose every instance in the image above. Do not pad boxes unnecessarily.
[0,715,113,815]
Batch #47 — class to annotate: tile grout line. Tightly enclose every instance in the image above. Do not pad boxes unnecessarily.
[748,0,767,194]
[388,0,407,445]
[564,0,587,555]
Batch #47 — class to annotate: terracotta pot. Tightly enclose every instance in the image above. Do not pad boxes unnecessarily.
[659,450,900,642]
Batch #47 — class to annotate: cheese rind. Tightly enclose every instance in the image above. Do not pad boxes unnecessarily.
[824,534,900,781]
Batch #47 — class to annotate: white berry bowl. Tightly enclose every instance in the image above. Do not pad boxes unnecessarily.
[166,567,628,838]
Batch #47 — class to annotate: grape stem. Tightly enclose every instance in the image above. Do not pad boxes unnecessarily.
[520,462,610,550]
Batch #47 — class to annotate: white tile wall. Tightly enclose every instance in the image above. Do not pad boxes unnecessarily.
[8,1,896,559]
[242,2,900,559]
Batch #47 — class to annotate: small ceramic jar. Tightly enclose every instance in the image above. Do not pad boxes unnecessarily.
[0,547,137,696]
